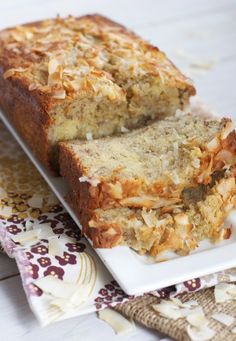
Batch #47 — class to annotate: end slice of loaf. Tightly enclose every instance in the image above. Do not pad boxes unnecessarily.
[59,114,236,210]
[0,15,195,171]
[72,175,236,256]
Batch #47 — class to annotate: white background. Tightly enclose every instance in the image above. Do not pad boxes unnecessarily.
[0,0,236,340]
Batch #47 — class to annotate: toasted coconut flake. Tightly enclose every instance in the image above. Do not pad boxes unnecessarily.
[215,150,234,163]
[79,176,100,186]
[173,142,179,157]
[120,196,180,209]
[48,57,60,75]
[141,209,158,227]
[192,158,201,169]
[156,217,171,228]
[28,194,43,208]
[121,126,130,133]
[172,171,180,185]
[3,67,26,79]
[186,307,209,328]
[174,213,189,225]
[221,121,234,140]
[197,159,214,184]
[98,309,136,335]
[175,109,186,117]
[86,132,93,141]
[51,89,66,99]
[11,31,24,42]
[28,83,38,91]
[187,325,216,341]
[25,31,33,40]
[219,227,232,241]
[216,177,235,200]
[211,312,234,326]
[0,205,12,218]
[107,182,123,199]
[206,137,220,151]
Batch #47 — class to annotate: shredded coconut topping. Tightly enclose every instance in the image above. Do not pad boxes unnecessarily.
[0,15,192,99]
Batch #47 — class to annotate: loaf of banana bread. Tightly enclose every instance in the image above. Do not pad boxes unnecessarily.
[59,114,236,210]
[0,15,195,172]
[70,174,235,256]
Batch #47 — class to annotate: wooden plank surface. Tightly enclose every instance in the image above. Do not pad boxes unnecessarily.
[0,0,235,340]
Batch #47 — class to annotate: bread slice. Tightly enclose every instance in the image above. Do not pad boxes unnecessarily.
[0,15,195,172]
[71,175,236,256]
[59,114,236,210]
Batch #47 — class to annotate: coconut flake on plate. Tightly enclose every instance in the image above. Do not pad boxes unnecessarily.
[211,312,234,326]
[98,309,136,335]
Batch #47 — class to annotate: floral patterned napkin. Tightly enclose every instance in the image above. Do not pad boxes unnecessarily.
[0,111,236,326]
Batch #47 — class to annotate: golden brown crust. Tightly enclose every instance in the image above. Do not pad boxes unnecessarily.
[0,69,53,170]
[67,193,123,248]
[70,176,236,254]
[0,14,195,172]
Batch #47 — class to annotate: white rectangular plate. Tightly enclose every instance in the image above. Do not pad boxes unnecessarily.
[1,109,236,295]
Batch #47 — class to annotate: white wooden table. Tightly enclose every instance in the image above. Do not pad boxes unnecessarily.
[0,1,236,340]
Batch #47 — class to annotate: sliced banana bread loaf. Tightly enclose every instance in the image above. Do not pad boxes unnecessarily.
[0,15,195,171]
[59,114,236,210]
[72,175,235,256]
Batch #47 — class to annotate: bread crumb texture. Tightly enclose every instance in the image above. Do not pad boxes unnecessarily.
[60,115,236,210]
[86,175,235,256]
[0,15,195,143]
